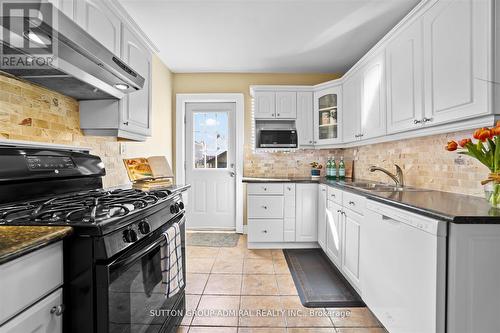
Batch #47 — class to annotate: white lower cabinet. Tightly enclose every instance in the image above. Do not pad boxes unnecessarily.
[295,184,318,242]
[317,185,327,249]
[342,209,362,290]
[248,219,284,243]
[0,289,63,333]
[326,200,342,269]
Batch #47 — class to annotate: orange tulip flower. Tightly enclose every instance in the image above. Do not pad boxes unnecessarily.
[445,140,458,151]
[491,127,500,136]
[478,128,492,142]
[459,138,472,147]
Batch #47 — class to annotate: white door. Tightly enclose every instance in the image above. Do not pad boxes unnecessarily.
[360,51,386,140]
[386,19,425,134]
[276,92,297,119]
[185,102,236,230]
[296,91,314,146]
[295,184,318,242]
[253,92,275,119]
[422,0,490,125]
[342,210,362,289]
[326,200,343,269]
[317,185,327,249]
[342,74,361,143]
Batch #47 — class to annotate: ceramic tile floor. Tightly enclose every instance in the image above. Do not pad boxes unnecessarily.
[178,234,387,333]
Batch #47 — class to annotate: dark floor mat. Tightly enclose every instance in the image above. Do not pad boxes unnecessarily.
[283,249,365,308]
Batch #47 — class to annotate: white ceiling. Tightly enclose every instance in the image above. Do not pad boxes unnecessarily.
[118,0,421,73]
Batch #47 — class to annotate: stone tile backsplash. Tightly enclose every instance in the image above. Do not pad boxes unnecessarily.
[0,74,129,187]
[244,130,488,197]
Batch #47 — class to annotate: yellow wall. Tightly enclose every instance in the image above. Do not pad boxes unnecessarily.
[172,72,342,168]
[125,56,173,163]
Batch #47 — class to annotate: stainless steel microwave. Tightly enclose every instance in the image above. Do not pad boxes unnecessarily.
[258,129,298,148]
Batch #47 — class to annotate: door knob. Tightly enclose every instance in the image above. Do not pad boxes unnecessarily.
[229,171,235,177]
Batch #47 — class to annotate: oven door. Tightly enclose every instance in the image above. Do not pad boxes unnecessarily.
[96,215,186,333]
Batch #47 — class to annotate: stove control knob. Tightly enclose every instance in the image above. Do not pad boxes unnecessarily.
[123,229,138,243]
[138,221,151,234]
[175,203,181,213]
[178,202,185,210]
[170,204,176,214]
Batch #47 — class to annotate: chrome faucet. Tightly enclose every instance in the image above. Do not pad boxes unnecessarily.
[368,164,404,187]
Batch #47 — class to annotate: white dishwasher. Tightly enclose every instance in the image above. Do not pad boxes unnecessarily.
[362,200,447,333]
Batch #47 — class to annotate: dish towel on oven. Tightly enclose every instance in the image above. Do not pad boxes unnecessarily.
[160,222,184,297]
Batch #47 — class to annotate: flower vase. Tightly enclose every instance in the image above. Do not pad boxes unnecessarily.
[484,180,500,208]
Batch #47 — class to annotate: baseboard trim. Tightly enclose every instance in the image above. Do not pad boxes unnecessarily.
[247,242,319,249]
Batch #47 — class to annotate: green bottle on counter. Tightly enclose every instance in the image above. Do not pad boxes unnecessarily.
[326,158,332,179]
[338,156,345,180]
[331,156,337,179]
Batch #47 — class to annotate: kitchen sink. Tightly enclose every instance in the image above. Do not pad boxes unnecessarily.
[343,182,427,192]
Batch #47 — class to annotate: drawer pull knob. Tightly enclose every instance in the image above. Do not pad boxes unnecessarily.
[337,209,342,213]
[348,201,355,206]
[262,206,268,210]
[50,304,65,316]
[341,211,346,216]
[263,187,267,191]
[331,194,335,197]
[262,230,268,233]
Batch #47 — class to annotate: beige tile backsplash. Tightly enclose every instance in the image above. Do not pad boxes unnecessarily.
[0,73,129,187]
[244,130,488,197]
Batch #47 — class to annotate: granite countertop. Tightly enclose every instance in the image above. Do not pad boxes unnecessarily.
[243,176,500,224]
[0,226,73,265]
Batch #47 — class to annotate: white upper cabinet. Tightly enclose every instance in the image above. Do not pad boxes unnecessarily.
[296,91,314,146]
[386,19,425,134]
[342,73,361,143]
[75,0,121,55]
[49,0,76,19]
[254,91,276,119]
[422,0,491,125]
[120,26,152,136]
[314,85,342,145]
[276,92,297,119]
[296,184,318,242]
[360,51,386,140]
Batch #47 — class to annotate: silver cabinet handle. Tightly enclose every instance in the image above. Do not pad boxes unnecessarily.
[277,113,280,116]
[348,201,355,206]
[123,121,129,126]
[337,209,342,213]
[50,304,64,316]
[309,140,313,144]
[287,186,292,191]
[262,230,268,233]
[422,117,432,123]
[331,194,335,198]
[322,189,326,192]
[262,205,268,210]
[414,119,422,124]
[341,211,346,216]
[263,187,267,191]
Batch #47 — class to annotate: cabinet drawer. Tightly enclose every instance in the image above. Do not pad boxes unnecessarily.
[248,196,284,219]
[0,242,63,325]
[327,186,343,204]
[248,219,284,243]
[0,288,63,333]
[248,183,284,195]
[342,191,366,215]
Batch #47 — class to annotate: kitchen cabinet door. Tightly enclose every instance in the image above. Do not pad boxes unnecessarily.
[276,92,297,119]
[342,210,363,290]
[49,0,76,19]
[0,289,63,333]
[120,26,152,136]
[386,19,425,134]
[342,74,361,143]
[317,185,327,250]
[295,184,318,242]
[75,0,121,55]
[422,0,490,125]
[254,91,276,119]
[360,51,386,140]
[296,91,314,146]
[314,86,342,145]
[326,200,343,269]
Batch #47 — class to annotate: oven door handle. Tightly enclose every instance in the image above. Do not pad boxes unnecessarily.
[109,236,166,270]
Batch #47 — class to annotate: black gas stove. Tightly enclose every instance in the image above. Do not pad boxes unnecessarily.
[0,146,189,333]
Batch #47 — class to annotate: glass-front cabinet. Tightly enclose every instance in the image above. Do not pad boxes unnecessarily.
[313,85,342,145]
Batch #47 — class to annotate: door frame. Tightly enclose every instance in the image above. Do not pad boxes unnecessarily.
[175,93,245,233]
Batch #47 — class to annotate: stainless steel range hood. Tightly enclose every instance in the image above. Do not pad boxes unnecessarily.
[0,1,144,100]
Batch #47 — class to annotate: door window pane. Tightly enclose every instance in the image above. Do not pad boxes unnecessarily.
[193,112,229,169]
